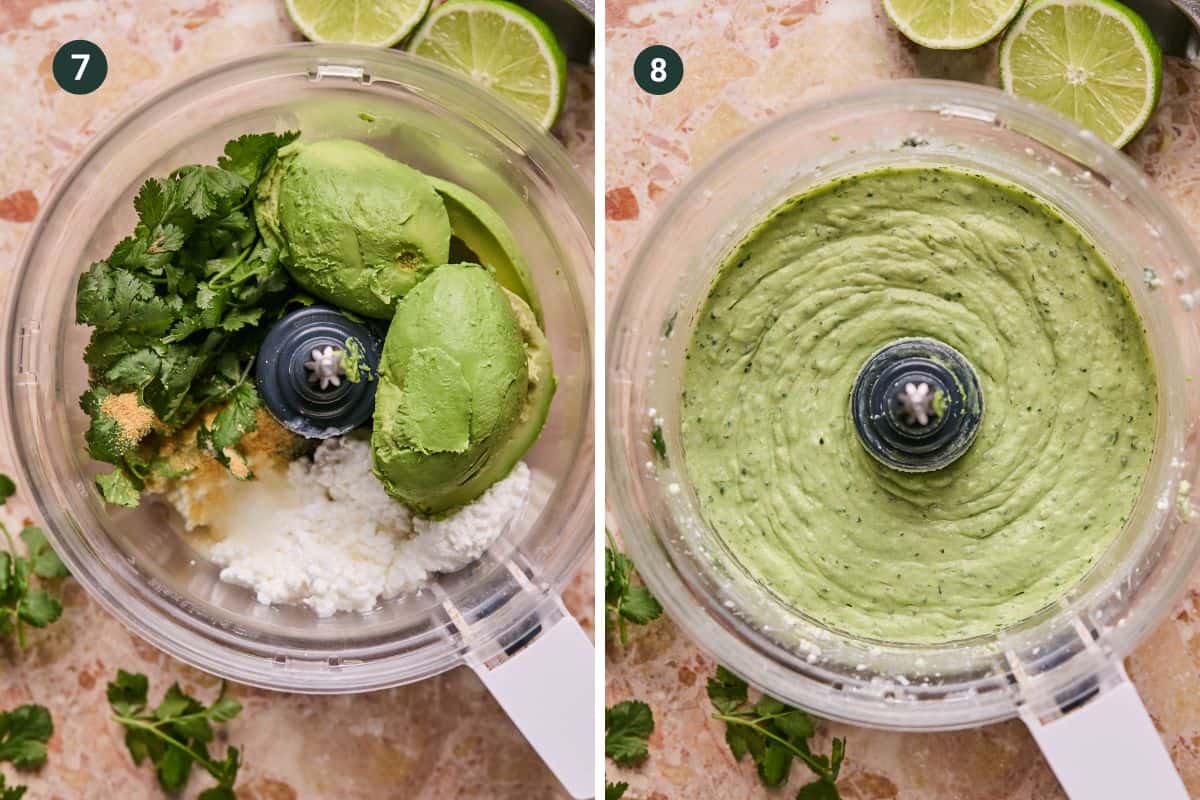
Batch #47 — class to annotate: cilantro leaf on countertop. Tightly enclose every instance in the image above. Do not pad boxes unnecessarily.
[605,531,662,646]
[0,704,53,769]
[605,781,628,800]
[108,670,244,797]
[0,476,68,649]
[0,772,27,800]
[76,130,302,507]
[707,666,845,799]
[605,700,654,767]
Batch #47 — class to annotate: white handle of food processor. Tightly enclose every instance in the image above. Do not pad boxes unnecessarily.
[1022,664,1187,798]
[471,605,595,799]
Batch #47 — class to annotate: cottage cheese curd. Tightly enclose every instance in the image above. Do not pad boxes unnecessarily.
[167,437,531,617]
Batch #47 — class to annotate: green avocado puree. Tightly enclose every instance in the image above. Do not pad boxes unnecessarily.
[680,166,1157,643]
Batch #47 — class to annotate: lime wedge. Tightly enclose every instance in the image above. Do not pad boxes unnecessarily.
[408,0,566,131]
[883,0,1025,49]
[1000,0,1162,148]
[285,0,431,46]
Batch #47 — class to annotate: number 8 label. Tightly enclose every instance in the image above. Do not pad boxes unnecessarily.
[635,46,684,96]
[650,58,667,83]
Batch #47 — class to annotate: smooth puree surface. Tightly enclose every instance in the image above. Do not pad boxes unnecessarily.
[680,166,1157,643]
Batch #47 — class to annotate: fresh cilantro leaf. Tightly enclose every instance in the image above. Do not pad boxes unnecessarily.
[706,666,748,714]
[605,532,662,646]
[16,588,60,628]
[95,470,140,508]
[156,744,191,792]
[758,741,792,786]
[220,306,264,333]
[0,704,53,769]
[218,131,299,183]
[708,665,845,798]
[797,779,841,800]
[207,382,259,452]
[605,700,654,767]
[198,786,238,800]
[605,781,628,800]
[134,178,166,225]
[0,477,14,505]
[776,708,816,741]
[106,670,149,716]
[618,586,662,625]
[76,261,175,335]
[0,771,27,800]
[171,165,248,221]
[109,672,244,797]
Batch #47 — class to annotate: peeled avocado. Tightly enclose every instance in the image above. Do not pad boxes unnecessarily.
[371,263,555,513]
[428,176,543,325]
[258,139,451,318]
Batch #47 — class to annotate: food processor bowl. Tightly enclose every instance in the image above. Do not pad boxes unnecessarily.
[4,45,593,797]
[607,81,1200,797]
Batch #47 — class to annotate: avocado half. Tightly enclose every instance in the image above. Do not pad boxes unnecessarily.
[371,264,555,514]
[257,139,452,319]
[429,176,544,326]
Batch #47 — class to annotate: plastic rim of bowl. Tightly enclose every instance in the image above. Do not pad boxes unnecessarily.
[607,80,1200,731]
[2,44,593,693]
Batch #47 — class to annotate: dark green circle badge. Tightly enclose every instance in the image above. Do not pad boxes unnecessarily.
[634,45,683,96]
[52,40,107,95]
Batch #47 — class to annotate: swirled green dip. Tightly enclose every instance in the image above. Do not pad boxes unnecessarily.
[680,166,1156,643]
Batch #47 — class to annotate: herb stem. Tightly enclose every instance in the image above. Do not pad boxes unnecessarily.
[112,715,222,777]
[711,712,835,780]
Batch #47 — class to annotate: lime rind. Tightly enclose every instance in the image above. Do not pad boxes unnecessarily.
[1000,0,1162,148]
[285,0,432,47]
[407,0,567,130]
[883,0,1026,50]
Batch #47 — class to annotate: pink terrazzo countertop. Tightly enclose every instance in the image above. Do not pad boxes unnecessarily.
[605,1,1200,798]
[0,2,594,798]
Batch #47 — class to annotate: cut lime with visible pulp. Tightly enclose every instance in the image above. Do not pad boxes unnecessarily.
[408,0,567,131]
[883,0,1025,49]
[285,0,431,46]
[1000,0,1162,148]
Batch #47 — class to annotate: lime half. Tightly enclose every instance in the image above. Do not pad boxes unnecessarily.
[408,0,566,131]
[1000,0,1162,148]
[285,0,431,46]
[883,0,1025,49]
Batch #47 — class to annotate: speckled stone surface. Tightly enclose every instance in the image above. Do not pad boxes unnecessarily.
[0,2,593,798]
[606,1,1200,798]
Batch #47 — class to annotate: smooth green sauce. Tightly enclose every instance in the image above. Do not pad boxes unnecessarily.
[680,166,1157,643]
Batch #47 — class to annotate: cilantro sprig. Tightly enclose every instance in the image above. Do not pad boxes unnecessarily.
[604,532,662,646]
[0,700,56,799]
[0,704,53,770]
[708,667,845,799]
[77,131,305,507]
[0,476,68,650]
[605,700,654,766]
[107,670,244,799]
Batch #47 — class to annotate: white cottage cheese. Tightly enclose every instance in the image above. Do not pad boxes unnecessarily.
[173,437,531,617]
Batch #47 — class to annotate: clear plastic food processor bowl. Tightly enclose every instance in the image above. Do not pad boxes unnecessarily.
[3,46,593,796]
[607,81,1200,797]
